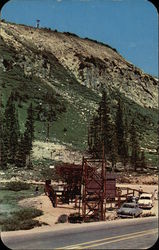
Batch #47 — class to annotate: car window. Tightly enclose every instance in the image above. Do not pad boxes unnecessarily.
[122,204,135,208]
[140,197,151,200]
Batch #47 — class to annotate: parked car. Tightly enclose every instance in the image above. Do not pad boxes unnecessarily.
[138,193,154,209]
[117,202,143,218]
[127,195,139,203]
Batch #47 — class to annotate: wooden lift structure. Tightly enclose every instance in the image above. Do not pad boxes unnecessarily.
[81,157,106,222]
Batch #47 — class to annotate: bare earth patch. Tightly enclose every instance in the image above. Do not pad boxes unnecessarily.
[19,194,77,226]
[117,174,158,185]
[33,141,83,164]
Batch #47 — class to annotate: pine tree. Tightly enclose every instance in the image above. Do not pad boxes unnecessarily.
[15,135,26,168]
[23,103,34,167]
[124,115,129,152]
[130,119,140,171]
[98,90,112,157]
[0,94,3,168]
[93,115,101,158]
[4,93,20,164]
[109,126,118,170]
[0,98,7,169]
[140,151,146,171]
[88,121,94,154]
[88,115,101,157]
[88,90,118,161]
[0,140,7,169]
[1,116,8,169]
[123,115,129,169]
[88,124,92,152]
[115,99,129,167]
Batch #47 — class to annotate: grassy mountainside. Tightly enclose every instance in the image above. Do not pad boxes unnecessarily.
[0,21,158,166]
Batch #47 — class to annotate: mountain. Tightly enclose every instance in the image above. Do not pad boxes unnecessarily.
[0,21,158,166]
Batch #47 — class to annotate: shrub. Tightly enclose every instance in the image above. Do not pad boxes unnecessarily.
[1,218,44,231]
[63,32,79,38]
[5,181,30,191]
[68,213,83,223]
[0,208,44,231]
[10,208,43,220]
[63,127,67,132]
[84,37,117,52]
[57,214,68,224]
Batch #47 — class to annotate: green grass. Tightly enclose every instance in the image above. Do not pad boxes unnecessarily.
[0,34,158,165]
[5,181,31,191]
[0,179,46,231]
[10,207,43,220]
[144,152,158,166]
[0,208,45,231]
[51,105,88,150]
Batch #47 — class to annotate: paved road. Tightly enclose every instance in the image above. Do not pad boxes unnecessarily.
[1,217,158,249]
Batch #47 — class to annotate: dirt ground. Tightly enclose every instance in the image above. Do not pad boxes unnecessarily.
[117,174,158,185]
[18,183,158,229]
[19,195,76,226]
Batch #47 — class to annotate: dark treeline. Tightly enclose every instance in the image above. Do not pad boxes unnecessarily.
[0,92,34,169]
[0,90,147,171]
[88,90,146,171]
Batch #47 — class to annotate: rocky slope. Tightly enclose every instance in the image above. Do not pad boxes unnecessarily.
[0,21,158,164]
[0,22,158,109]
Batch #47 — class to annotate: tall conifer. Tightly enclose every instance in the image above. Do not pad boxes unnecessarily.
[115,99,128,167]
[140,151,146,171]
[130,119,140,171]
[4,93,20,164]
[98,90,112,157]
[109,126,118,170]
[15,134,26,168]
[23,103,34,167]
[0,95,7,169]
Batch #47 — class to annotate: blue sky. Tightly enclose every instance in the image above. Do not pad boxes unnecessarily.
[2,0,158,77]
